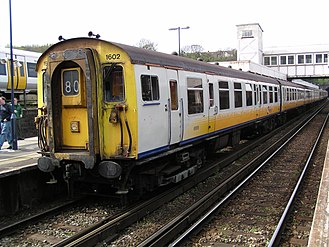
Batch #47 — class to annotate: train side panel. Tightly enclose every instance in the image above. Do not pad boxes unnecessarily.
[97,45,138,159]
[134,64,170,157]
[0,48,40,93]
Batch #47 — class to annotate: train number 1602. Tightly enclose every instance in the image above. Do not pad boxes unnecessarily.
[106,53,121,60]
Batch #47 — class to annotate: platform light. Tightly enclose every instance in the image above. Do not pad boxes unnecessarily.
[8,0,18,150]
[168,26,190,56]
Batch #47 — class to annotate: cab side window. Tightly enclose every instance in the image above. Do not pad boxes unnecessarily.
[103,65,125,102]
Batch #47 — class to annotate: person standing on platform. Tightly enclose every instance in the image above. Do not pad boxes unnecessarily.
[13,97,24,140]
[0,96,13,150]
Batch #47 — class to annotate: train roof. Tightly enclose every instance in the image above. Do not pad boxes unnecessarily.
[113,41,283,85]
[0,47,41,58]
[38,38,315,90]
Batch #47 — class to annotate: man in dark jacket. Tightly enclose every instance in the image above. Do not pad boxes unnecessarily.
[0,96,13,150]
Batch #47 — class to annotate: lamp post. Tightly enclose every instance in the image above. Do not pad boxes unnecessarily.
[168,26,190,56]
[9,0,17,150]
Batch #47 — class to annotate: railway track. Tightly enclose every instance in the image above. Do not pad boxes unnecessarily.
[0,103,326,246]
[164,105,328,246]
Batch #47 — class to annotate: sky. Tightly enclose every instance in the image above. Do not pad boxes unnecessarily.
[0,0,328,54]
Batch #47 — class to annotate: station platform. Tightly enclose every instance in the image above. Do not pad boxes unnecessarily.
[0,137,40,178]
[308,141,329,246]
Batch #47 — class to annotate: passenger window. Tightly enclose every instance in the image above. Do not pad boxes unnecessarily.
[169,80,178,110]
[27,62,37,77]
[187,78,203,114]
[19,61,24,76]
[274,87,278,102]
[253,84,258,105]
[234,82,242,108]
[0,63,6,75]
[269,86,273,103]
[104,65,125,102]
[219,80,230,110]
[141,75,159,101]
[262,85,268,104]
[245,83,253,106]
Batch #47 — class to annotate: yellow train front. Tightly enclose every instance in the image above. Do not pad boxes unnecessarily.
[35,37,326,196]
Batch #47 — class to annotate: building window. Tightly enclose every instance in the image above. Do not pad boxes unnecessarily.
[288,55,294,64]
[264,57,270,66]
[187,78,203,114]
[316,54,323,63]
[271,56,278,65]
[305,54,312,64]
[280,56,287,65]
[298,55,304,64]
[234,82,242,108]
[219,80,230,110]
[141,74,159,101]
[325,54,328,63]
[242,30,253,38]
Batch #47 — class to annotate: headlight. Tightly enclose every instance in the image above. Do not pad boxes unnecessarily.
[70,121,80,133]
[98,161,122,179]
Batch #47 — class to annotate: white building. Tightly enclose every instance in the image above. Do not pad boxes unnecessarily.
[234,23,329,79]
[236,23,264,64]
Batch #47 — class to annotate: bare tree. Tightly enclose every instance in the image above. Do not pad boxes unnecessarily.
[136,39,158,51]
[190,44,203,54]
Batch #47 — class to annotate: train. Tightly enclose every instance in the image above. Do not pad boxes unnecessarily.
[35,37,327,195]
[0,47,41,101]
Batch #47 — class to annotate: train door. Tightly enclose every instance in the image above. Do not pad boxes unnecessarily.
[100,63,126,157]
[207,75,218,132]
[60,67,89,149]
[6,55,26,90]
[167,70,181,144]
[254,83,261,117]
[136,65,170,156]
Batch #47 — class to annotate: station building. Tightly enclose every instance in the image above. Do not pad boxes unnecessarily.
[217,23,329,90]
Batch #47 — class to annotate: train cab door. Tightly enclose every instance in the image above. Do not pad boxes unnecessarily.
[6,55,26,90]
[60,67,89,149]
[167,70,182,144]
[207,75,217,132]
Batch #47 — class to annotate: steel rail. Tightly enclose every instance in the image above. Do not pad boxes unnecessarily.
[53,103,326,247]
[0,199,80,238]
[268,112,329,246]
[139,104,325,247]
